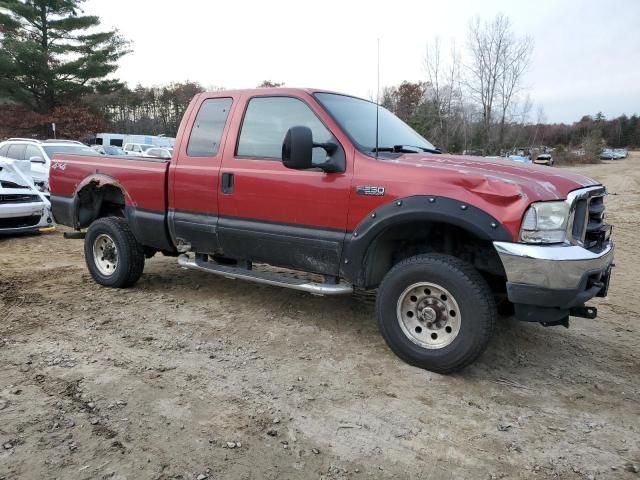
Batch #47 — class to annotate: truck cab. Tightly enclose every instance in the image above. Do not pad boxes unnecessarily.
[49,88,614,373]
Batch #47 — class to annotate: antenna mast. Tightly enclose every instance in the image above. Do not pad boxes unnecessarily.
[375,38,380,159]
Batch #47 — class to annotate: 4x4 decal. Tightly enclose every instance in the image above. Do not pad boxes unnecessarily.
[51,161,66,171]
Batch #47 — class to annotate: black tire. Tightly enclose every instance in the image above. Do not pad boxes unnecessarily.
[84,217,145,288]
[376,254,495,374]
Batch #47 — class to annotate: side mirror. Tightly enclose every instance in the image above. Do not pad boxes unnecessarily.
[282,126,313,170]
[29,156,45,164]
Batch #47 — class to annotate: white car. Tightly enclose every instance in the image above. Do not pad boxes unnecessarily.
[612,148,627,159]
[0,156,53,235]
[533,153,554,166]
[123,143,155,156]
[143,147,173,159]
[0,139,98,192]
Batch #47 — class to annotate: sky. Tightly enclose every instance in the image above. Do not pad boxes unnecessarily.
[84,0,640,124]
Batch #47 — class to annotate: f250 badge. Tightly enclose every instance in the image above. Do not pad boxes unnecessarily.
[356,185,385,196]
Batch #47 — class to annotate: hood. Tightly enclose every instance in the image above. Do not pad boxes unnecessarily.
[0,157,34,188]
[389,153,598,202]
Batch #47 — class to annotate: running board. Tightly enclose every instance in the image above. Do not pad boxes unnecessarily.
[178,255,353,296]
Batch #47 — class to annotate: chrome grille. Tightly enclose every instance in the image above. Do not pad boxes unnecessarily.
[584,194,606,250]
[568,187,608,251]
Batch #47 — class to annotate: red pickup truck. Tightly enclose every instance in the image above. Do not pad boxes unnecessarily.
[49,88,614,373]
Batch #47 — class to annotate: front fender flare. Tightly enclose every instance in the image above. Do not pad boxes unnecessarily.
[339,195,513,286]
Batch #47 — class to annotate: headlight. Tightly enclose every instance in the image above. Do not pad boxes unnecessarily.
[519,201,569,243]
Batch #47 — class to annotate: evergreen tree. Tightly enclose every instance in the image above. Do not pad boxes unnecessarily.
[0,0,129,113]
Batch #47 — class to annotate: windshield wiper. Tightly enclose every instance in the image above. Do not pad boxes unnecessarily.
[394,144,442,154]
[371,145,442,154]
[370,146,396,152]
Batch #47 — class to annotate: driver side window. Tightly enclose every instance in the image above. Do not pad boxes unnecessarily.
[236,96,332,164]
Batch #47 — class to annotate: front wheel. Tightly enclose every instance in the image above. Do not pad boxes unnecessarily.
[84,217,145,288]
[376,254,496,374]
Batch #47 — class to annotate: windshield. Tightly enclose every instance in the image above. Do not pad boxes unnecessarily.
[43,145,100,157]
[314,93,435,153]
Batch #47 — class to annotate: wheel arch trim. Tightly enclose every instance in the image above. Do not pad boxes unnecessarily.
[340,195,513,287]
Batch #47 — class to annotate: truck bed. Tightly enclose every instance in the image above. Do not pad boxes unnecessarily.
[50,153,173,250]
[50,153,169,210]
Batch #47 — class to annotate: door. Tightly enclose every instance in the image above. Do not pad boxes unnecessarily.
[24,144,47,186]
[169,96,234,252]
[217,95,352,276]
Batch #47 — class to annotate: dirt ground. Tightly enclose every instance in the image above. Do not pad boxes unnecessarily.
[1,155,639,480]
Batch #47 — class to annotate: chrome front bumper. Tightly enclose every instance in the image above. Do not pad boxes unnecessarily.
[494,241,614,290]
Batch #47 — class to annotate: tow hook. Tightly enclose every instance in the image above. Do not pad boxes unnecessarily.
[569,306,598,319]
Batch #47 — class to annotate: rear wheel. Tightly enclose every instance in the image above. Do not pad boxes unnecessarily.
[84,217,145,288]
[376,254,495,374]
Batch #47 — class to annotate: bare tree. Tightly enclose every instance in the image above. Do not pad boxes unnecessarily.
[424,38,462,149]
[257,80,284,88]
[464,13,533,153]
[497,34,533,146]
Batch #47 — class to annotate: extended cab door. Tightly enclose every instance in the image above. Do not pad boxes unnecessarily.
[168,94,235,253]
[216,93,353,276]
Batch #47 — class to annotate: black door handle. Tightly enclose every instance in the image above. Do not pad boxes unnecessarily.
[221,172,234,193]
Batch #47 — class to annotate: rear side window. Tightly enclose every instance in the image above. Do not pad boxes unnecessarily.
[0,145,8,156]
[25,145,42,161]
[187,98,233,157]
[7,144,27,160]
[236,97,332,161]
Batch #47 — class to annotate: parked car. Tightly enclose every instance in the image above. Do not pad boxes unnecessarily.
[49,88,614,374]
[0,156,53,234]
[508,154,531,164]
[144,147,173,159]
[43,139,85,145]
[612,148,627,159]
[123,143,155,156]
[533,154,554,166]
[92,145,126,156]
[0,139,98,192]
[600,149,615,160]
